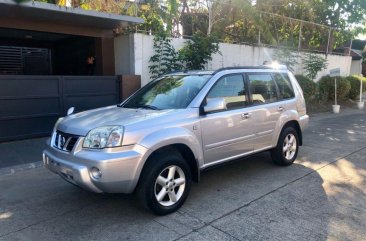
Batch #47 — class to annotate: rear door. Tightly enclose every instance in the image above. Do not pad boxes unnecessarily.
[247,73,282,150]
[200,74,255,165]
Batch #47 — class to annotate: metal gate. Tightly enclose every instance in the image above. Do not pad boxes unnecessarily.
[0,46,51,75]
[0,75,120,142]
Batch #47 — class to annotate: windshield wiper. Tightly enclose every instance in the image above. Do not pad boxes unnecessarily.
[138,104,160,110]
[118,104,160,110]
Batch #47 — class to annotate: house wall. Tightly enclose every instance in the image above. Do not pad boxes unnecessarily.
[116,33,353,86]
[95,38,115,75]
[350,60,362,75]
[114,35,134,75]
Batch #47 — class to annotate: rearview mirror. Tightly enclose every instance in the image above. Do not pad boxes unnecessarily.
[203,97,226,113]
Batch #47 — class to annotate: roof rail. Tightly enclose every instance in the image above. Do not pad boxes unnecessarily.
[213,66,272,74]
[261,63,288,70]
[213,64,288,74]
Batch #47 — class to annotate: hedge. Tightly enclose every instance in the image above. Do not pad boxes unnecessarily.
[346,75,366,100]
[295,75,316,101]
[318,76,351,101]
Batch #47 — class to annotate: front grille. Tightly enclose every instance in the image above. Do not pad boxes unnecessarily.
[54,131,79,152]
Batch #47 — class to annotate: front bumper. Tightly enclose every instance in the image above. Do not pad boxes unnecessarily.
[43,138,149,194]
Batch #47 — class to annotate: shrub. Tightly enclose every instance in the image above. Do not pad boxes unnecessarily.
[318,76,351,102]
[346,75,366,100]
[295,75,316,101]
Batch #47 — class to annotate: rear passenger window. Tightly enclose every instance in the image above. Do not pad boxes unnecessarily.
[248,74,278,104]
[273,73,295,100]
[207,74,247,110]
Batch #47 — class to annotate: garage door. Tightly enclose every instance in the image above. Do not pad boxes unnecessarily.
[0,75,120,142]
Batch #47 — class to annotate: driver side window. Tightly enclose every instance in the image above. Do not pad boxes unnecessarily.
[207,74,247,110]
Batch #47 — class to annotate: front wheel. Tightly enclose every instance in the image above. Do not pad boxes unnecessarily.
[136,150,192,215]
[271,126,299,166]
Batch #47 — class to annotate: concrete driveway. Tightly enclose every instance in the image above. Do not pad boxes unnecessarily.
[1,109,366,241]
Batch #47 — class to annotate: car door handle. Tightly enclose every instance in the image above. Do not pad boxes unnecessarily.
[241,113,252,119]
[278,106,285,112]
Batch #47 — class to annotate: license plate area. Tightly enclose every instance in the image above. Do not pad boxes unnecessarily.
[46,156,75,183]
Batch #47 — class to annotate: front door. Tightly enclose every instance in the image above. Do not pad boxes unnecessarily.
[200,74,255,165]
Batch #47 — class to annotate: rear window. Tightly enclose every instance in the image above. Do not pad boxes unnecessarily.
[273,73,295,100]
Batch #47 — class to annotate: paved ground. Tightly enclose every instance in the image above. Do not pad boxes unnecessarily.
[1,109,366,241]
[0,138,47,169]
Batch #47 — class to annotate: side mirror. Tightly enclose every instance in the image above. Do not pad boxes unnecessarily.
[203,97,226,113]
[67,107,75,116]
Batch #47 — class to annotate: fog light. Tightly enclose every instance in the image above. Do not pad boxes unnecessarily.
[90,167,102,179]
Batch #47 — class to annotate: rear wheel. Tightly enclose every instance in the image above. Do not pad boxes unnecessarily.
[136,149,192,215]
[271,126,299,166]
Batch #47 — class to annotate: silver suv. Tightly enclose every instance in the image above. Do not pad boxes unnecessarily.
[43,65,308,215]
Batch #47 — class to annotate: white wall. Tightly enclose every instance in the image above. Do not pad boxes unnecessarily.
[350,60,362,75]
[131,34,186,86]
[114,34,135,75]
[118,33,352,86]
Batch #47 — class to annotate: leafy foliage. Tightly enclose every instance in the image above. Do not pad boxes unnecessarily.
[132,0,181,37]
[346,75,366,100]
[134,3,165,34]
[33,0,366,52]
[149,31,220,79]
[302,53,328,81]
[148,32,182,80]
[272,44,299,72]
[295,75,316,101]
[178,32,220,70]
[318,76,351,102]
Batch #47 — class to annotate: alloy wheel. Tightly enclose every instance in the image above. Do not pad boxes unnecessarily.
[283,133,297,160]
[154,165,186,207]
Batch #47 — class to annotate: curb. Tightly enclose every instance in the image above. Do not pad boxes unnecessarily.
[0,161,44,176]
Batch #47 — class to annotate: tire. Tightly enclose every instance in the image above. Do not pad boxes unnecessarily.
[136,149,192,215]
[271,126,299,166]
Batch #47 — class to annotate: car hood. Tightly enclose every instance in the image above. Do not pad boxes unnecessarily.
[57,106,176,136]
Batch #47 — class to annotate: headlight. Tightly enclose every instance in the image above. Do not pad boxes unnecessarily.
[83,126,124,149]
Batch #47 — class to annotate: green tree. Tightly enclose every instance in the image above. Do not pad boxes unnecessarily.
[302,52,328,81]
[179,32,220,70]
[149,32,182,79]
[272,43,299,72]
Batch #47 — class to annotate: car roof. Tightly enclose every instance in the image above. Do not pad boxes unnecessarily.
[166,65,288,76]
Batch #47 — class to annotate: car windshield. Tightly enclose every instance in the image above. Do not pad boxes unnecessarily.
[122,74,211,110]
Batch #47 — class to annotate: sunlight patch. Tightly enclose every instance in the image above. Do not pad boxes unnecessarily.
[0,212,13,219]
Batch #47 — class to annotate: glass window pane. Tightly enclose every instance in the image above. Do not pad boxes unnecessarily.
[248,74,278,104]
[273,73,295,100]
[207,74,247,109]
[123,75,211,109]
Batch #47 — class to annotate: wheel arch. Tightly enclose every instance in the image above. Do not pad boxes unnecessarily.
[145,144,200,182]
[282,120,302,145]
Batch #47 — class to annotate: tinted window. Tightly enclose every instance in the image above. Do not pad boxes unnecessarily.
[207,74,247,110]
[248,74,278,104]
[273,73,295,100]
